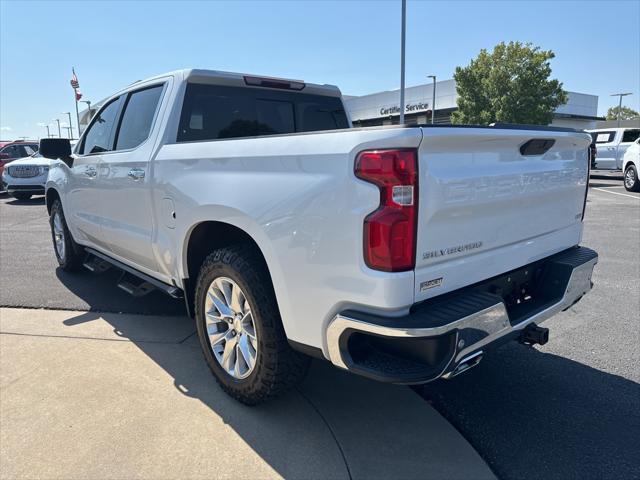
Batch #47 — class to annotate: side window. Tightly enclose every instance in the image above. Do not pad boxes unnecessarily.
[593,131,616,144]
[81,97,122,155]
[5,145,21,158]
[115,85,164,150]
[622,129,640,143]
[19,145,35,157]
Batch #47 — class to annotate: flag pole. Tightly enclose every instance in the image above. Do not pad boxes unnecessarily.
[72,67,81,136]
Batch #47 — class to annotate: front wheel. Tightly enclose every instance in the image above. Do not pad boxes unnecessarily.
[49,199,83,271]
[624,164,640,192]
[195,246,310,405]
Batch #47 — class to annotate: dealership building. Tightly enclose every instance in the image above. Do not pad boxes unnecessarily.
[344,79,602,130]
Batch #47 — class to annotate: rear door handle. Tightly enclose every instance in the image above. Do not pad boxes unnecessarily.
[84,166,97,178]
[128,168,145,181]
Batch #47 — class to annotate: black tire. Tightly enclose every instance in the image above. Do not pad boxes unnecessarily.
[195,246,310,405]
[12,193,31,201]
[49,199,83,271]
[624,164,640,192]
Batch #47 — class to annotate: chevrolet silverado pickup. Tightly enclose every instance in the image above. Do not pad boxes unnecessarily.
[40,69,598,405]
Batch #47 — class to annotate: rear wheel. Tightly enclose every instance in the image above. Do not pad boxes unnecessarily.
[624,164,640,192]
[12,193,31,201]
[194,246,309,405]
[49,199,83,271]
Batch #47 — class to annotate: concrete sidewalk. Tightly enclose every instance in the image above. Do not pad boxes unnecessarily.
[0,307,495,480]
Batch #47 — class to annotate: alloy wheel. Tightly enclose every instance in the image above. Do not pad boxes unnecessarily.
[53,212,66,261]
[625,167,636,190]
[204,277,258,379]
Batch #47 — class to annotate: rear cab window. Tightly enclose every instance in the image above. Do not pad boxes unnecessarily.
[591,131,617,144]
[177,84,348,142]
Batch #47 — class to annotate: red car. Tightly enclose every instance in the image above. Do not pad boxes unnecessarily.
[0,141,39,182]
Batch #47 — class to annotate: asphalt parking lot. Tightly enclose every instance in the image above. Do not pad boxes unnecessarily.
[1,175,639,479]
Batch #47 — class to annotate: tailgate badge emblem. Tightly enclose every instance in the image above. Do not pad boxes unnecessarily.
[420,277,443,291]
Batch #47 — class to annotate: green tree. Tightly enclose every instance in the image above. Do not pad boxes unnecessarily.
[606,105,639,121]
[451,42,568,125]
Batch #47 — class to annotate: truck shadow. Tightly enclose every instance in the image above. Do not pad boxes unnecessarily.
[3,196,46,206]
[54,271,639,480]
[418,343,640,480]
[58,308,352,479]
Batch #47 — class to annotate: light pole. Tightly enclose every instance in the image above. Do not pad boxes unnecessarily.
[62,112,74,139]
[54,119,61,137]
[45,125,51,138]
[610,92,633,127]
[399,0,406,125]
[64,126,73,139]
[427,75,436,125]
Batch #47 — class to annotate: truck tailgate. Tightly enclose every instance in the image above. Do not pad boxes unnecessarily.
[414,126,591,302]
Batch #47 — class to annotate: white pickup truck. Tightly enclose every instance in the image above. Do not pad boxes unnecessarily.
[41,69,598,405]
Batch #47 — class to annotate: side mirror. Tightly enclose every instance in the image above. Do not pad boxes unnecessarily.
[39,138,73,167]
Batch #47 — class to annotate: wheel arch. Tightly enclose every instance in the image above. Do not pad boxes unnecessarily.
[181,220,280,320]
[45,187,61,214]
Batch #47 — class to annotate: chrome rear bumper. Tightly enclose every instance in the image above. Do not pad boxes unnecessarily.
[326,247,597,384]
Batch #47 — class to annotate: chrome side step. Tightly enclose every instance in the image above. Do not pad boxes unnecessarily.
[84,247,183,299]
[83,256,112,273]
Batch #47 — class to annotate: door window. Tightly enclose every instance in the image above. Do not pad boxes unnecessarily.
[80,97,122,155]
[622,129,640,143]
[115,85,164,150]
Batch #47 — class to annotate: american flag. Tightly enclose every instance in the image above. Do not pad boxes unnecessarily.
[70,68,80,89]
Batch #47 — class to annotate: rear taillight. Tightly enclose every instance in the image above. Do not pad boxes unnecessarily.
[355,149,418,272]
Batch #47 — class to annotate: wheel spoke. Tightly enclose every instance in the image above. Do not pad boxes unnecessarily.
[207,324,230,345]
[242,312,256,340]
[205,309,226,323]
[238,334,256,369]
[234,344,243,375]
[231,283,245,313]
[215,278,233,309]
[207,289,233,318]
[221,334,237,372]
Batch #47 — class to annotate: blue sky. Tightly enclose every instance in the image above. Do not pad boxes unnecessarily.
[1,0,638,139]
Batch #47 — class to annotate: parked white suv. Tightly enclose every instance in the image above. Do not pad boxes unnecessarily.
[622,138,640,191]
[587,127,640,170]
[2,152,52,200]
[40,69,598,405]
[2,142,77,200]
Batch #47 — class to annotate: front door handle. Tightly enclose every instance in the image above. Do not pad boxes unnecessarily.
[84,166,97,178]
[128,168,145,181]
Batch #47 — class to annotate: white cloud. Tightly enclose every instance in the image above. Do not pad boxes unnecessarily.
[0,126,12,131]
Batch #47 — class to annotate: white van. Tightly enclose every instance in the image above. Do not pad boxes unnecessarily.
[587,128,640,170]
